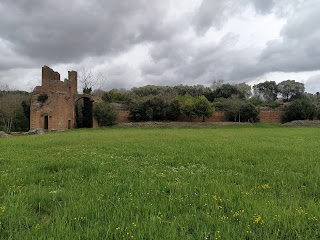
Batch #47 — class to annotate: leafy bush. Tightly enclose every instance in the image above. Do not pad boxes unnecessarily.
[240,102,260,122]
[194,96,214,122]
[93,102,117,126]
[83,87,92,94]
[128,95,214,122]
[283,99,316,122]
[224,99,259,122]
[129,95,214,121]
[213,84,240,99]
[37,93,48,103]
[103,90,131,103]
[177,95,214,121]
[129,96,178,121]
[178,95,198,120]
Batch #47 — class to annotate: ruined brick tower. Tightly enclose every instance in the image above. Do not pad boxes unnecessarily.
[30,66,80,131]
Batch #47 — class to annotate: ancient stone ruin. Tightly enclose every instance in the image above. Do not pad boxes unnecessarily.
[30,66,284,132]
[30,66,98,131]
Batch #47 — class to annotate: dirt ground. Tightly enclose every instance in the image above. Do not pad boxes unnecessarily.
[117,121,251,127]
[283,120,320,126]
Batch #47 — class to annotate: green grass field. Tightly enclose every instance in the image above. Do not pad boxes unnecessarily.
[1,126,320,239]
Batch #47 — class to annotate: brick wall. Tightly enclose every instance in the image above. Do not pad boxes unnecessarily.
[30,66,79,131]
[31,66,286,130]
[116,111,130,123]
[114,110,285,124]
[259,110,284,124]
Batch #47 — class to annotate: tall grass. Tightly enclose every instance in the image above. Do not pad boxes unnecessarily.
[0,126,319,239]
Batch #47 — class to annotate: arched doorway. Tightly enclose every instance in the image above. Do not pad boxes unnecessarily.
[75,97,93,128]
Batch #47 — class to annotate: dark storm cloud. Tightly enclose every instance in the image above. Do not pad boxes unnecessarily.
[0,0,171,68]
[193,0,228,34]
[191,0,320,82]
[261,1,320,70]
[234,0,320,79]
[142,33,254,86]
[252,0,274,14]
[193,0,301,34]
[0,0,319,91]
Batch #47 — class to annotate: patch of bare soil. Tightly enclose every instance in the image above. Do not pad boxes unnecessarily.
[283,120,320,127]
[118,122,251,127]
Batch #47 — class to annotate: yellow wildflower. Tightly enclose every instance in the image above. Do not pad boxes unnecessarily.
[0,205,6,213]
[253,214,264,225]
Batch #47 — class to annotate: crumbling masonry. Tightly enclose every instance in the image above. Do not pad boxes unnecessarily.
[30,66,284,131]
[30,66,98,131]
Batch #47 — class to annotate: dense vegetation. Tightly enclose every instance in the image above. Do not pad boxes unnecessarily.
[0,90,30,133]
[1,79,320,132]
[100,80,320,123]
[1,126,319,239]
[93,102,117,126]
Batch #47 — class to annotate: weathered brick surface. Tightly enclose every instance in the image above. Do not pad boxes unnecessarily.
[31,66,285,130]
[206,111,225,122]
[116,111,130,123]
[30,66,90,131]
[259,110,284,123]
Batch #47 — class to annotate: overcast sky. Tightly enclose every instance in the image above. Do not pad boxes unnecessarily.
[0,0,320,93]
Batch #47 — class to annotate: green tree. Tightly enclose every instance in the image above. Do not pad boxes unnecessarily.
[224,99,245,122]
[253,81,278,102]
[315,92,320,102]
[128,96,174,121]
[103,89,130,103]
[224,99,259,122]
[167,99,182,121]
[278,80,305,102]
[214,84,240,99]
[211,79,224,90]
[178,95,198,121]
[0,91,30,132]
[234,82,252,99]
[195,96,214,122]
[240,102,260,122]
[283,99,316,122]
[93,102,117,126]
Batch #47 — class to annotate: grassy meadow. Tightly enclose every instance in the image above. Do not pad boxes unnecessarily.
[0,125,320,239]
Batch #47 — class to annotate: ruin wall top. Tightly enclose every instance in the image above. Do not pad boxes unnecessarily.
[34,66,78,96]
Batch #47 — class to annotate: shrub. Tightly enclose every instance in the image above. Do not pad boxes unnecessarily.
[128,95,214,122]
[212,102,224,111]
[129,96,181,121]
[240,102,260,122]
[224,99,259,122]
[37,93,48,103]
[194,96,214,122]
[93,102,117,126]
[283,99,316,122]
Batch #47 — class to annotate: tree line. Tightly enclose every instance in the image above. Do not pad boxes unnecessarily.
[0,90,30,133]
[1,79,320,132]
[95,79,320,126]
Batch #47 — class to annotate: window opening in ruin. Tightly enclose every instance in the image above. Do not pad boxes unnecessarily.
[68,120,71,129]
[44,115,49,130]
[75,97,93,128]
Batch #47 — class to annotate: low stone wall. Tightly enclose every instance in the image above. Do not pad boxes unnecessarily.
[206,111,225,122]
[116,111,130,123]
[259,110,285,124]
[179,111,225,122]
